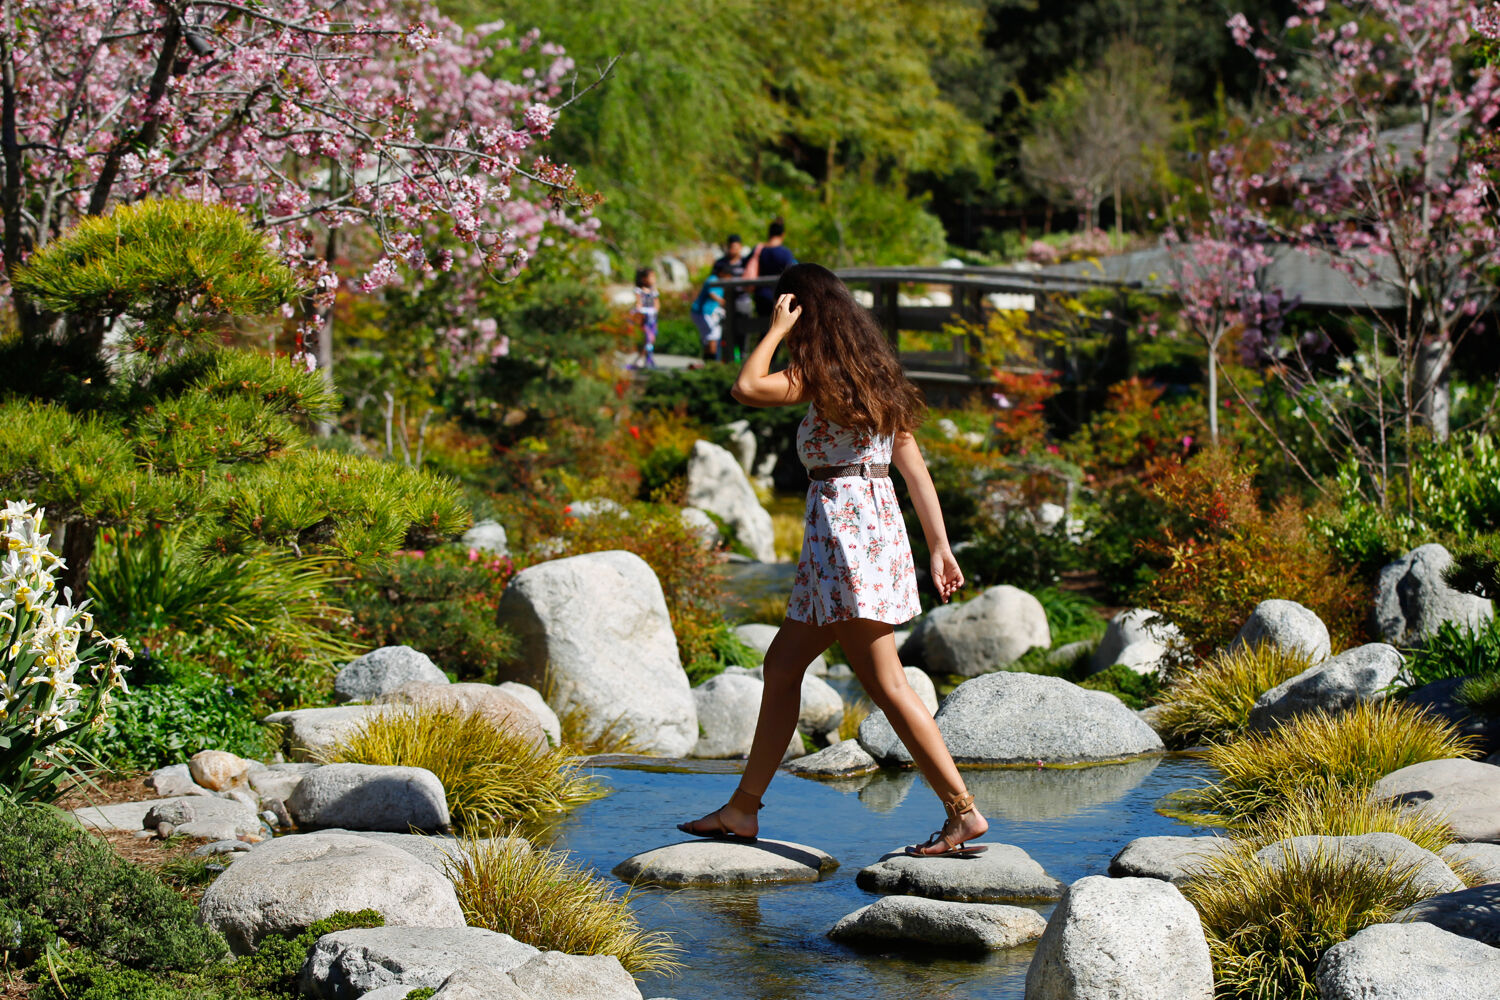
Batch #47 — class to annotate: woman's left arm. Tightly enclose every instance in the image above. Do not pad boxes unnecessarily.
[892,431,965,602]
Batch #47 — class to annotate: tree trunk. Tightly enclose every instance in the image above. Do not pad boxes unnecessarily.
[1416,337,1450,442]
[1113,173,1123,246]
[1207,340,1220,446]
[58,519,96,602]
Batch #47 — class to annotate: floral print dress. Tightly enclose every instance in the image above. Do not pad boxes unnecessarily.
[787,403,922,625]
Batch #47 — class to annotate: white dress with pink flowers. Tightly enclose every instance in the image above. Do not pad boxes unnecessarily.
[787,403,922,625]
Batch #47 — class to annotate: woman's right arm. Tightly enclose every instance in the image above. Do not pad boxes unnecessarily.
[731,293,806,407]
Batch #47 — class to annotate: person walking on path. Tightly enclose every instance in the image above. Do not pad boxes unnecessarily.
[628,266,660,369]
[715,234,752,318]
[748,217,796,321]
[691,260,730,362]
[676,262,988,858]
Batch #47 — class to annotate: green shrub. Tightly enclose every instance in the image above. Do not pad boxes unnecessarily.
[1031,587,1109,647]
[1154,645,1315,749]
[35,910,383,1000]
[1184,841,1437,1000]
[1078,663,1160,710]
[325,705,601,831]
[343,547,516,682]
[446,836,680,977]
[1173,701,1476,825]
[0,802,227,970]
[1401,617,1500,713]
[79,672,273,771]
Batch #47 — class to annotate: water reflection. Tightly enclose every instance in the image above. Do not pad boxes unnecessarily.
[859,769,919,812]
[965,757,1161,822]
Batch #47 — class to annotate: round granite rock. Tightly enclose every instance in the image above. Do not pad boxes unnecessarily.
[1317,921,1500,1000]
[613,839,838,887]
[855,844,1063,903]
[787,739,879,779]
[828,895,1046,952]
[1108,836,1234,885]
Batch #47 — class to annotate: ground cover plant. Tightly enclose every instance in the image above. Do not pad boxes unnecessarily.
[1153,645,1316,749]
[1399,616,1500,715]
[1172,701,1476,826]
[325,704,602,830]
[445,835,681,978]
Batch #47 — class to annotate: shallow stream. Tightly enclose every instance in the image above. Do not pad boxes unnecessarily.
[540,754,1216,1000]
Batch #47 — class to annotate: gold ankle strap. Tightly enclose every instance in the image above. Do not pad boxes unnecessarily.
[730,788,763,813]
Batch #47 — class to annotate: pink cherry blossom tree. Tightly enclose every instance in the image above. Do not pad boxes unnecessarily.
[0,0,602,374]
[1185,1,1499,508]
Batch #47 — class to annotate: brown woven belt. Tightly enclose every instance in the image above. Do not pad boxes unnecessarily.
[808,462,890,481]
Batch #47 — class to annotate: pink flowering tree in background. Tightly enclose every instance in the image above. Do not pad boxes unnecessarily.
[0,0,601,379]
[1188,0,1500,508]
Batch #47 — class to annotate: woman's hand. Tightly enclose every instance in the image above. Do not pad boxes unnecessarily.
[769,293,801,337]
[930,547,965,603]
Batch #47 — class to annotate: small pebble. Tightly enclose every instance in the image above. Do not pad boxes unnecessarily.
[260,810,279,828]
[156,822,174,839]
[133,829,154,840]
[192,840,252,857]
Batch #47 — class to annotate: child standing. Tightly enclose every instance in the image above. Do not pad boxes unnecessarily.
[629,267,660,369]
[691,260,730,362]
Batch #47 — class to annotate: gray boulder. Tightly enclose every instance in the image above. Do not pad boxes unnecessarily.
[829,896,1047,952]
[1247,643,1404,731]
[248,762,319,803]
[72,798,177,833]
[856,844,1062,903]
[262,705,390,762]
[1108,836,1234,886]
[296,828,528,873]
[1392,883,1500,945]
[734,622,828,676]
[613,839,837,887]
[904,666,940,715]
[1316,921,1500,1000]
[1023,876,1213,1000]
[1254,833,1464,895]
[685,439,775,562]
[1230,599,1331,662]
[787,739,879,779]
[873,672,1163,766]
[199,833,465,954]
[143,796,261,840]
[375,681,547,749]
[679,507,721,549]
[724,663,843,736]
[921,586,1051,676]
[287,764,450,833]
[498,681,561,746]
[148,763,210,798]
[691,672,764,759]
[1091,609,1184,677]
[299,926,538,999]
[1372,758,1500,843]
[721,418,757,473]
[334,646,447,703]
[1442,843,1500,884]
[1377,543,1494,646]
[507,951,643,1000]
[495,550,697,756]
[427,968,533,1000]
[461,518,508,556]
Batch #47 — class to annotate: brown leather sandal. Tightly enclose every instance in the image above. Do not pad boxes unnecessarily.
[676,787,762,842]
[905,790,987,857]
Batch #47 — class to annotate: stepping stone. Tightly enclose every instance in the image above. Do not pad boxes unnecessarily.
[1392,883,1500,946]
[786,739,878,779]
[855,844,1063,903]
[613,839,838,887]
[828,895,1046,951]
[1109,836,1234,885]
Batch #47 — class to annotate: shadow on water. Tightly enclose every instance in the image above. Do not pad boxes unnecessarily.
[540,754,1216,1000]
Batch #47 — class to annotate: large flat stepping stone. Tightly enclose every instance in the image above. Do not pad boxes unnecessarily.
[300,925,538,999]
[828,895,1046,952]
[1109,836,1234,885]
[1316,922,1500,1000]
[787,739,879,779]
[1392,883,1500,946]
[1372,758,1500,843]
[613,839,838,887]
[855,844,1062,903]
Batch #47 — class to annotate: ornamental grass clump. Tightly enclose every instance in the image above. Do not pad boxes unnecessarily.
[325,704,601,831]
[1154,645,1315,748]
[1173,700,1475,826]
[444,835,681,978]
[1183,842,1437,1000]
[0,501,132,802]
[1242,779,1456,856]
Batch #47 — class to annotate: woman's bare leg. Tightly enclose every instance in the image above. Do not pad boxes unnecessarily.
[678,618,832,838]
[833,617,987,852]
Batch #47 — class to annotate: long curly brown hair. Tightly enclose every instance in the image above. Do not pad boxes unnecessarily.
[779,263,925,436]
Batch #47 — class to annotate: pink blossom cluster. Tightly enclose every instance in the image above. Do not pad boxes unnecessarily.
[1475,3,1500,38]
[2,1,597,295]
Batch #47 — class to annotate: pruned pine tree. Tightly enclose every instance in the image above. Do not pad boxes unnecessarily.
[0,199,469,595]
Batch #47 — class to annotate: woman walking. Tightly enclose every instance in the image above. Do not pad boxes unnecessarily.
[676,263,988,858]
